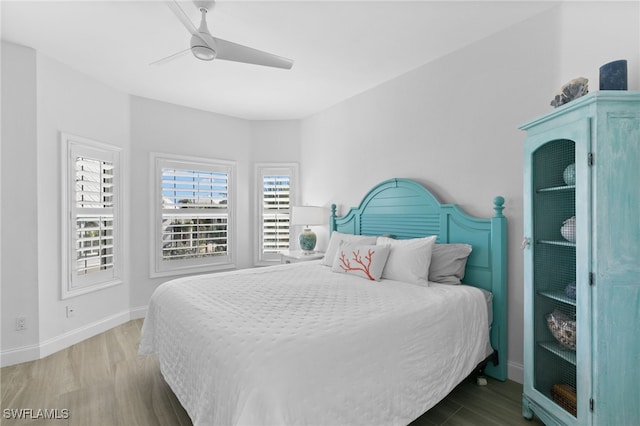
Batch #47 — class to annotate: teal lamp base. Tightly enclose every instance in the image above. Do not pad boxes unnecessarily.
[299,228,317,253]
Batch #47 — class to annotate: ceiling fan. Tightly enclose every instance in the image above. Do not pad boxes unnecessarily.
[156,0,294,69]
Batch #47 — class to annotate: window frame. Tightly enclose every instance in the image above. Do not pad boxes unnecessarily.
[150,153,236,278]
[60,132,123,299]
[255,163,299,265]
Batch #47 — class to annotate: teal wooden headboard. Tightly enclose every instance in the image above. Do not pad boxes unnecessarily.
[330,178,508,381]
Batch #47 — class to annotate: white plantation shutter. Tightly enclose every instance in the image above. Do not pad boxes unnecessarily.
[262,175,290,253]
[75,157,115,274]
[152,155,236,277]
[256,164,298,263]
[161,168,229,261]
[62,134,122,298]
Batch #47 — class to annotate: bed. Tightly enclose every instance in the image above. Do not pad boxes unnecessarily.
[139,178,508,426]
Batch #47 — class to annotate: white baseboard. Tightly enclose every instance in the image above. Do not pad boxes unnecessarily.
[508,360,524,384]
[38,310,132,360]
[0,306,148,367]
[129,305,148,320]
[0,343,41,368]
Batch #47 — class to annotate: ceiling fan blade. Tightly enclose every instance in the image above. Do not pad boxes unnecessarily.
[214,37,294,70]
[150,48,192,66]
[166,0,199,36]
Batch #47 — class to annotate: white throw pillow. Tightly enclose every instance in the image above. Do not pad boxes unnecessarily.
[331,242,390,281]
[321,231,377,267]
[376,235,437,286]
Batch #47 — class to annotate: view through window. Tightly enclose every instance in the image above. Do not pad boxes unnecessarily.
[161,167,229,261]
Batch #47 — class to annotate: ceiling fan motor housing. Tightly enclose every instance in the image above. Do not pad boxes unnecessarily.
[191,34,216,61]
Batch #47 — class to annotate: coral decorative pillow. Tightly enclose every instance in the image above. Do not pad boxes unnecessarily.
[331,242,390,281]
[321,231,377,267]
[376,235,437,286]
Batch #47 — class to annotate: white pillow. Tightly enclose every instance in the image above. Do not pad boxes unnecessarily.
[376,235,437,286]
[321,231,377,267]
[331,242,390,281]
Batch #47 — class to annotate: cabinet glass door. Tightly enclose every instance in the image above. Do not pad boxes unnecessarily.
[532,139,577,417]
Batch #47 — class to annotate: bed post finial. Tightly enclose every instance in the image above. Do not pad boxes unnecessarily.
[493,196,505,217]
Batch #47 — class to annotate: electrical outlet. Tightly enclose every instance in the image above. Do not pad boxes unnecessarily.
[15,317,27,331]
[66,305,75,318]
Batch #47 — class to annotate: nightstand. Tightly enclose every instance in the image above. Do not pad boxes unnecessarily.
[280,250,324,264]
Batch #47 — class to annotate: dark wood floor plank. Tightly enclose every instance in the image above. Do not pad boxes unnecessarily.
[441,406,502,426]
[410,396,461,425]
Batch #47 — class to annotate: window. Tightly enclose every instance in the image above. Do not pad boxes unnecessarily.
[61,133,122,299]
[255,164,298,264]
[151,154,235,277]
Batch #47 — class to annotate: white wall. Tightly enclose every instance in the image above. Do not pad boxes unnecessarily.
[250,120,301,163]
[1,42,40,355]
[299,3,639,382]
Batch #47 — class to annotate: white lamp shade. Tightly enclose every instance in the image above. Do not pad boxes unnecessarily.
[290,206,326,227]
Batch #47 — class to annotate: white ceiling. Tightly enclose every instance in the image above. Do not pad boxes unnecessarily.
[1,1,557,120]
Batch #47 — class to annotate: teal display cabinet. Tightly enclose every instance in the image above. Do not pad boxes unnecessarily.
[519,92,640,426]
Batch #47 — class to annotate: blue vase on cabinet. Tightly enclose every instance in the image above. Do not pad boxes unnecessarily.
[520,92,640,426]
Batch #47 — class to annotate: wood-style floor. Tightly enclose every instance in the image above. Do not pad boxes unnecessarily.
[1,319,543,426]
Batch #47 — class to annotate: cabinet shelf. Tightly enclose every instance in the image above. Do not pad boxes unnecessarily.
[537,185,576,193]
[538,240,576,247]
[539,290,576,306]
[539,341,576,365]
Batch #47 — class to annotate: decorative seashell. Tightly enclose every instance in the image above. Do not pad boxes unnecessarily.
[561,216,576,243]
[565,281,576,300]
[550,77,589,108]
[563,163,576,186]
[546,309,576,350]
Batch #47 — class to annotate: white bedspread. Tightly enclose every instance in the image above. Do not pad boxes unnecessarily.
[139,261,491,426]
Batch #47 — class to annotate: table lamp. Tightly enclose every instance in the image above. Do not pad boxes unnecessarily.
[290,206,326,253]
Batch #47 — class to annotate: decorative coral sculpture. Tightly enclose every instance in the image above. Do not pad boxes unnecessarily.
[339,249,376,280]
[550,77,589,108]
